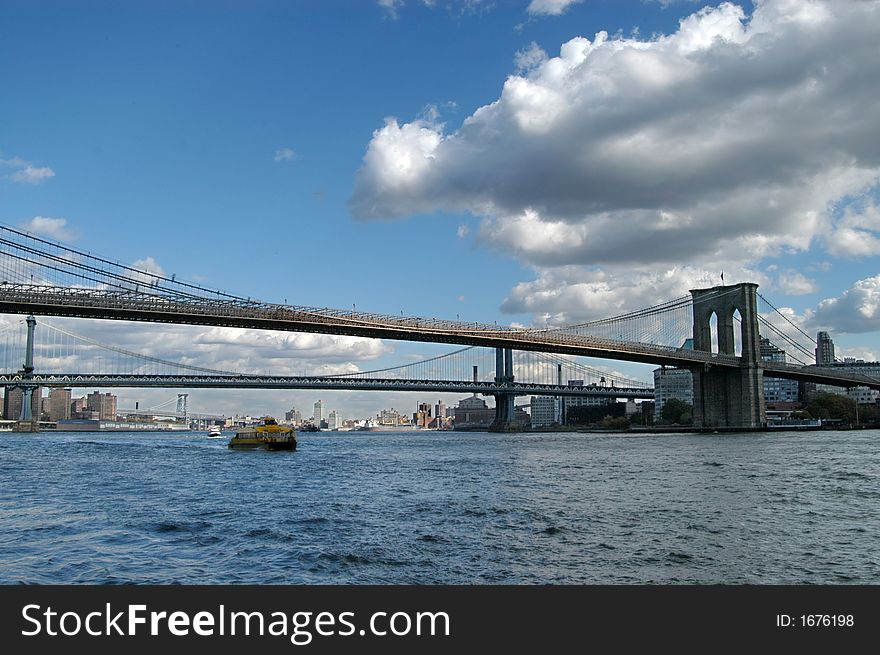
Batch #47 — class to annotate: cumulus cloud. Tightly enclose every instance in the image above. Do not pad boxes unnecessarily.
[351,0,880,322]
[274,147,296,162]
[776,270,817,296]
[18,217,77,242]
[1,155,55,184]
[501,264,765,326]
[812,275,880,334]
[827,197,880,257]
[527,0,583,16]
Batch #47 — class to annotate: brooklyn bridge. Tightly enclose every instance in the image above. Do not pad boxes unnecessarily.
[1,224,877,430]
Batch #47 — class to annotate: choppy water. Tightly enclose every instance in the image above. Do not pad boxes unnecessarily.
[1,429,878,584]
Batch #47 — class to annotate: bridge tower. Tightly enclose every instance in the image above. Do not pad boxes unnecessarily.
[489,348,520,432]
[15,315,39,432]
[177,393,188,425]
[690,283,765,429]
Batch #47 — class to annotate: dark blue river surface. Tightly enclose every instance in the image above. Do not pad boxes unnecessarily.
[1,429,878,584]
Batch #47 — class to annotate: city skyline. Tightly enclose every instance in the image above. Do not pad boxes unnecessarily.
[2,0,879,417]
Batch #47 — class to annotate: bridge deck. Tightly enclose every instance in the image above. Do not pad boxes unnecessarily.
[1,284,878,390]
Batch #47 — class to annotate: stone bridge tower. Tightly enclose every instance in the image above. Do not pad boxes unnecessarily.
[690,283,765,429]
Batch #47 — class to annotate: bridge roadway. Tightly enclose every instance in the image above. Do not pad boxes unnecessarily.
[0,373,654,398]
[1,284,879,390]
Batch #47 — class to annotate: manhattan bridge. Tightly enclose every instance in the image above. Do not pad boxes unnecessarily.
[1,224,878,430]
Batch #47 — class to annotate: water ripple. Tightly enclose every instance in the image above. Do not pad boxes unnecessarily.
[1,429,879,583]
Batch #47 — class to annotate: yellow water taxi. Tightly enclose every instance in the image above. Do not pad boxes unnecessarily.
[228,417,296,451]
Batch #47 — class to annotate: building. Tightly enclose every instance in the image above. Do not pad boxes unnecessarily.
[848,386,879,404]
[760,338,799,405]
[313,400,324,425]
[562,380,613,424]
[815,331,835,365]
[3,387,43,420]
[70,396,95,419]
[47,388,72,422]
[283,408,303,425]
[413,401,433,427]
[530,396,559,428]
[378,408,408,426]
[327,410,342,430]
[808,359,880,403]
[86,391,117,421]
[452,396,494,429]
[652,367,694,419]
[434,400,446,423]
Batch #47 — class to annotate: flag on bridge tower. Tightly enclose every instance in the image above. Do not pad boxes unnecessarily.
[721,271,724,283]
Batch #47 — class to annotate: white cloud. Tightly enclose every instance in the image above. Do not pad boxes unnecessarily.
[350,0,880,323]
[21,317,393,379]
[827,197,880,257]
[1,154,55,184]
[836,346,878,362]
[18,216,77,242]
[456,224,470,238]
[131,256,166,277]
[813,275,880,334]
[273,147,296,162]
[501,264,765,327]
[514,42,548,74]
[526,0,583,17]
[11,165,55,184]
[776,270,817,296]
[378,0,405,18]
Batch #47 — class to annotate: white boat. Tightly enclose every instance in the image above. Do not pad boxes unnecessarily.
[207,426,223,438]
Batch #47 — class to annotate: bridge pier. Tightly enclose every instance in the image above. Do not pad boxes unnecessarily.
[690,284,765,430]
[489,348,521,432]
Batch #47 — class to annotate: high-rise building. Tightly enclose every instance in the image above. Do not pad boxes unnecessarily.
[530,396,558,428]
[816,331,835,365]
[760,338,799,404]
[313,400,323,425]
[652,368,693,418]
[284,407,302,425]
[327,410,342,430]
[71,396,90,418]
[47,388,72,421]
[86,391,117,421]
[434,401,445,422]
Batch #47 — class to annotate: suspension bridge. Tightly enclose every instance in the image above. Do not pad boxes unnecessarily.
[1,223,878,430]
[0,316,651,397]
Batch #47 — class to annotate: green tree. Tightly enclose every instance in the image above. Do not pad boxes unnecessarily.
[660,398,693,425]
[567,402,625,425]
[602,415,630,430]
[806,392,857,422]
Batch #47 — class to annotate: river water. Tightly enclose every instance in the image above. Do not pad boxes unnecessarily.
[0,429,877,584]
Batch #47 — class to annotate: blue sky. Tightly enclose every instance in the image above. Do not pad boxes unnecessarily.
[2,0,879,418]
